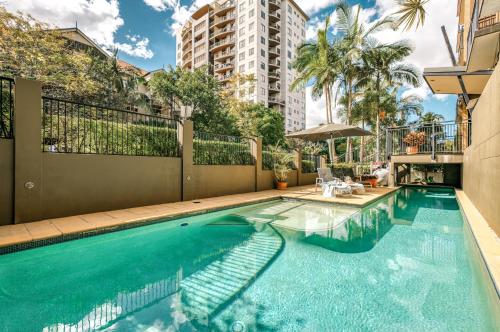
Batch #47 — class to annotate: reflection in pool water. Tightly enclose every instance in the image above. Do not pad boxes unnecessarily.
[0,187,498,331]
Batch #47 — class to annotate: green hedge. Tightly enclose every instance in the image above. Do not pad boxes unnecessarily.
[193,140,254,165]
[42,114,179,157]
[301,160,316,173]
[262,150,296,170]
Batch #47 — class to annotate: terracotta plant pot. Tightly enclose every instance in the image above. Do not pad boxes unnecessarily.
[368,179,378,188]
[406,146,418,154]
[276,181,288,190]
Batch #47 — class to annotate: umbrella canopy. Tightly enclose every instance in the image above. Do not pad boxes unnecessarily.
[286,123,373,142]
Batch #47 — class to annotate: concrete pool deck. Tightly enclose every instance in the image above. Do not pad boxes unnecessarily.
[0,185,395,250]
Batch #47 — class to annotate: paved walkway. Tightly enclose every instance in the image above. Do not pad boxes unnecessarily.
[0,185,395,249]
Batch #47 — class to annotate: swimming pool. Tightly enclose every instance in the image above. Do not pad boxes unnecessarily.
[0,187,498,331]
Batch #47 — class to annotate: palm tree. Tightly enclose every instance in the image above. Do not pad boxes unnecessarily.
[418,111,444,123]
[395,0,429,30]
[332,0,394,162]
[361,41,421,161]
[292,16,339,160]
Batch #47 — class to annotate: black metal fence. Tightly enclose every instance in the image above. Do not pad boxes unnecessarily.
[301,154,321,173]
[387,121,471,156]
[193,131,255,165]
[41,97,180,157]
[0,77,14,139]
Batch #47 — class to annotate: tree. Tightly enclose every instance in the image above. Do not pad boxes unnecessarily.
[242,103,285,146]
[332,0,394,162]
[418,111,444,123]
[361,41,421,161]
[395,0,429,30]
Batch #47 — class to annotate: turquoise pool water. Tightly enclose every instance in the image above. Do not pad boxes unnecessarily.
[0,187,498,331]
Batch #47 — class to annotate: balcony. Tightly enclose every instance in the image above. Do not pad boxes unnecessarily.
[214,62,234,73]
[466,0,500,72]
[214,49,235,61]
[269,11,281,23]
[217,72,234,82]
[212,13,236,28]
[269,59,280,68]
[386,121,471,162]
[269,47,280,58]
[212,25,235,40]
[269,96,285,106]
[269,23,281,34]
[268,70,280,80]
[209,37,235,52]
[215,0,235,16]
[269,83,281,92]
[269,0,281,11]
[269,34,281,46]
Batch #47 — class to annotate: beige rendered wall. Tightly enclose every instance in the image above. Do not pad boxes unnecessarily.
[191,165,256,199]
[41,154,181,219]
[0,140,13,225]
[463,62,500,235]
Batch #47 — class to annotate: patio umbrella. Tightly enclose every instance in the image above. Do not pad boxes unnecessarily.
[286,123,373,141]
[286,123,373,162]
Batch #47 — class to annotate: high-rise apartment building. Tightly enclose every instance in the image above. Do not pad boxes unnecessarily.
[175,0,308,133]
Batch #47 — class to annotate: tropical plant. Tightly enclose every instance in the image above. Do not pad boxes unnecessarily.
[269,145,295,182]
[394,0,429,31]
[361,41,421,160]
[418,111,444,123]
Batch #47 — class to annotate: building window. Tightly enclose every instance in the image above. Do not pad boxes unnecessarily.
[239,40,245,48]
[249,47,254,55]
[261,87,266,95]
[261,75,265,82]
[260,62,265,69]
[240,27,245,36]
[288,63,292,70]
[261,0,265,5]
[239,52,245,60]
[287,50,292,59]
[249,35,255,43]
[261,11,265,19]
[249,22,254,31]
[239,3,245,11]
[239,64,245,72]
[261,36,266,44]
[261,24,266,32]
[249,9,254,17]
[249,60,255,68]
[287,39,291,47]
[261,49,265,57]
[239,15,245,24]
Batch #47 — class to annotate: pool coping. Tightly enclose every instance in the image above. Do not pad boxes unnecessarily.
[455,189,500,298]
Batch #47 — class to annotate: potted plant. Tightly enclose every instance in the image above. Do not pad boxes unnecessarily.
[361,174,378,188]
[270,145,295,190]
[403,131,425,154]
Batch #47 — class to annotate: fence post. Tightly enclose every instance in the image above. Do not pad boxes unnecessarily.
[253,137,262,192]
[14,78,43,223]
[295,148,302,186]
[431,122,436,160]
[320,155,328,169]
[181,120,194,201]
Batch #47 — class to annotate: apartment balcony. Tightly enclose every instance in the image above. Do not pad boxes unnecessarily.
[269,0,281,11]
[214,49,235,61]
[423,66,491,95]
[212,13,236,28]
[268,96,285,106]
[182,40,192,51]
[217,72,234,82]
[269,11,281,23]
[182,48,192,60]
[269,59,281,69]
[466,0,500,72]
[209,37,235,52]
[214,0,235,16]
[269,23,281,34]
[268,70,280,81]
[269,47,280,58]
[269,83,281,92]
[212,25,235,40]
[386,121,471,164]
[214,61,234,73]
[269,34,281,47]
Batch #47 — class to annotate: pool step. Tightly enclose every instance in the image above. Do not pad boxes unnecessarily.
[179,230,283,321]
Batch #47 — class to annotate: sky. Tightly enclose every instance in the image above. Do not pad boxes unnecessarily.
[3,0,459,126]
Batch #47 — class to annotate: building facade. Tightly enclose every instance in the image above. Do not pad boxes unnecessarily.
[175,0,308,133]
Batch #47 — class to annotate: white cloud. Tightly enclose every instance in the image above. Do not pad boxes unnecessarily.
[306,86,341,128]
[143,0,212,35]
[4,0,155,59]
[293,0,332,15]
